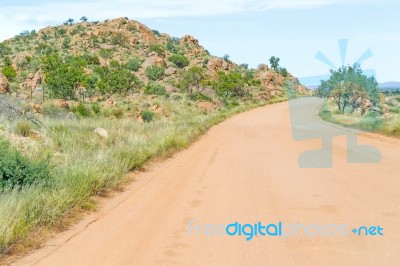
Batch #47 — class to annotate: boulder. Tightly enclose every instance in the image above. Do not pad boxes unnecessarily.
[165,67,177,76]
[197,101,216,112]
[94,127,109,138]
[141,55,166,69]
[0,74,9,94]
[54,99,69,109]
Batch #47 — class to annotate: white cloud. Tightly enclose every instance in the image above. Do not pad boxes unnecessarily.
[0,0,334,40]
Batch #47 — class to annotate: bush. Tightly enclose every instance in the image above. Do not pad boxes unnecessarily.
[15,120,32,137]
[111,108,124,119]
[126,57,141,72]
[1,66,17,82]
[91,103,101,114]
[72,103,91,117]
[141,110,154,122]
[149,44,164,56]
[144,83,166,95]
[146,65,165,81]
[168,54,189,68]
[0,140,50,189]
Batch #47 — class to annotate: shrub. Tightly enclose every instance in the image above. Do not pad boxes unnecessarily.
[72,103,91,117]
[149,44,164,56]
[140,110,154,122]
[95,66,140,94]
[1,66,17,82]
[126,57,141,71]
[144,83,166,95]
[91,103,101,114]
[0,140,50,189]
[41,54,85,99]
[15,120,32,137]
[146,65,165,81]
[111,108,124,119]
[168,54,189,68]
[165,42,179,54]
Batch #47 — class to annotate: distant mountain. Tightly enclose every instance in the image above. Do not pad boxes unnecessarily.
[379,81,400,89]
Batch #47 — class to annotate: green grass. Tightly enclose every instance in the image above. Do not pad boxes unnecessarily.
[319,99,400,138]
[0,94,284,254]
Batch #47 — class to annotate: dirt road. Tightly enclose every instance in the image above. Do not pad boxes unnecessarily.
[16,98,400,265]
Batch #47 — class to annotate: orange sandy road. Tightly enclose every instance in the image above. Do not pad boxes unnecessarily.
[15,98,400,265]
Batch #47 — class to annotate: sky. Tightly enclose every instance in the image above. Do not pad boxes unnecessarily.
[0,0,399,83]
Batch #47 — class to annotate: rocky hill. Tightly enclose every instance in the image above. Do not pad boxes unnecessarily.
[0,17,307,115]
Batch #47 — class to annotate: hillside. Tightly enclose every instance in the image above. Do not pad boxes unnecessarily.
[0,17,306,109]
[0,17,308,258]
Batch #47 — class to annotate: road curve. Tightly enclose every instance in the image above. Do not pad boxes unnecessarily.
[15,98,400,265]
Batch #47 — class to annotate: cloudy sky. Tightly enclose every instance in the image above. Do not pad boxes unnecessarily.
[0,0,399,83]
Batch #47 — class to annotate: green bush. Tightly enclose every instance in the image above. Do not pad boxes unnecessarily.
[144,83,166,95]
[149,44,164,56]
[111,108,124,119]
[0,140,50,189]
[91,103,101,114]
[146,65,165,81]
[15,120,32,137]
[141,110,154,122]
[126,57,141,71]
[1,66,17,82]
[168,54,189,68]
[72,103,91,117]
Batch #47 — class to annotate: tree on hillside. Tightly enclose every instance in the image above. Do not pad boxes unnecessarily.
[214,71,246,98]
[269,56,280,71]
[318,64,380,114]
[80,16,88,22]
[64,18,74,26]
[41,54,85,99]
[179,66,209,95]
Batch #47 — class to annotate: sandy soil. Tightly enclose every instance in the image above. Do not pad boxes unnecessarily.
[14,98,400,265]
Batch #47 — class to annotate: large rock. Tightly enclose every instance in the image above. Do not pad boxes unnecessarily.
[0,74,9,94]
[94,127,109,138]
[207,58,230,72]
[141,55,167,69]
[165,67,177,76]
[197,101,216,112]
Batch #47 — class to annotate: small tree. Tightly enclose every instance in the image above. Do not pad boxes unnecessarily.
[41,54,85,99]
[80,16,88,22]
[65,18,74,26]
[179,66,208,95]
[214,71,246,98]
[269,56,280,71]
[320,64,380,114]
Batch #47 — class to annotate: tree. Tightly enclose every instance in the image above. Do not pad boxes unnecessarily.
[269,56,280,71]
[179,66,208,95]
[80,16,88,22]
[329,82,367,113]
[214,71,246,98]
[319,64,380,114]
[168,54,189,68]
[64,18,74,26]
[41,54,85,99]
[96,65,141,95]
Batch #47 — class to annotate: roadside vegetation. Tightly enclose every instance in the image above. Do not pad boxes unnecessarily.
[317,64,400,137]
[0,17,300,255]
